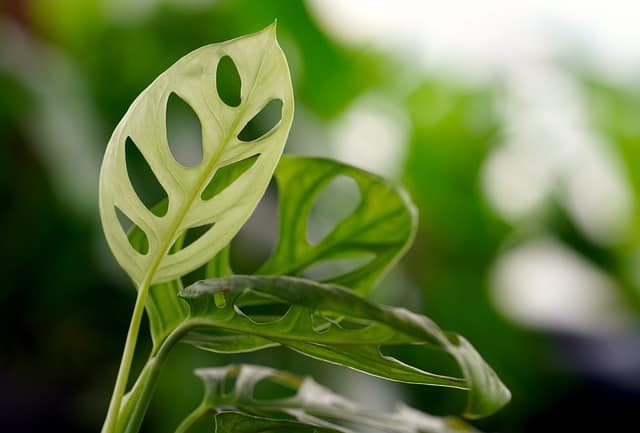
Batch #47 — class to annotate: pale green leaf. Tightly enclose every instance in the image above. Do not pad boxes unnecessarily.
[179,276,511,418]
[99,23,294,288]
[213,412,342,433]
[188,364,480,433]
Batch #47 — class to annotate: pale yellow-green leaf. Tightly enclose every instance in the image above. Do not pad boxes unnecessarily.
[99,24,293,287]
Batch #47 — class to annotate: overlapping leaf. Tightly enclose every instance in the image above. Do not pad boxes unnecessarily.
[97,23,511,433]
[260,156,417,294]
[184,364,479,433]
[99,24,294,287]
[212,412,342,433]
[138,156,416,348]
[179,276,511,418]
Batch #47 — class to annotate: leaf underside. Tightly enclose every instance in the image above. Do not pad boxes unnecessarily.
[194,364,481,433]
[99,24,294,288]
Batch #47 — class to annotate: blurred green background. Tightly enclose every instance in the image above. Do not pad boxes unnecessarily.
[2,1,640,432]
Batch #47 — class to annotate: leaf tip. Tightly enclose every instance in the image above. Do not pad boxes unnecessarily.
[448,334,512,419]
[463,381,511,420]
[263,20,278,38]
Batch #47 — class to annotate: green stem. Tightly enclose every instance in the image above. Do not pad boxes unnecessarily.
[117,320,199,433]
[102,280,151,433]
[175,402,211,433]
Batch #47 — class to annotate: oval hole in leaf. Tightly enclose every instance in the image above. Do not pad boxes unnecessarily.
[238,99,283,142]
[171,224,214,286]
[181,263,206,288]
[169,223,215,255]
[222,373,237,396]
[216,55,241,107]
[115,207,149,254]
[125,137,168,217]
[303,255,375,281]
[253,377,297,400]
[307,175,361,244]
[201,154,260,200]
[230,179,278,274]
[166,92,203,167]
[235,291,291,324]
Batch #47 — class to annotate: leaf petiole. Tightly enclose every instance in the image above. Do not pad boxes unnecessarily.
[102,281,150,433]
[174,402,210,433]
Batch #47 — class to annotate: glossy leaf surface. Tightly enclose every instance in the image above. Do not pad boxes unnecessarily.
[180,276,511,418]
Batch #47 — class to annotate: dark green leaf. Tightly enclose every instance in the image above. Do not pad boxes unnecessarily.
[179,276,510,418]
[259,156,417,294]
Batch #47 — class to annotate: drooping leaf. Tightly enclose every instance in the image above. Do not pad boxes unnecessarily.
[99,23,294,288]
[259,156,417,294]
[186,364,480,433]
[179,276,511,418]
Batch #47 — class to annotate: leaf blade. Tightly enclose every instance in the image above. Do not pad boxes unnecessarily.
[180,276,511,418]
[99,24,294,287]
[259,156,417,294]
[191,364,481,433]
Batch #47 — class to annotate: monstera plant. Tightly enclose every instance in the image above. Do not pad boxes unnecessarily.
[98,24,510,433]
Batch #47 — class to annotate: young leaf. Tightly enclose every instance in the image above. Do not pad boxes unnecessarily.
[259,156,417,294]
[179,276,511,418]
[183,364,480,433]
[99,23,294,288]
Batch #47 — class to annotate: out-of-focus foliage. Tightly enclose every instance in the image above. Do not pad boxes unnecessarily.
[2,1,640,432]
[186,364,480,433]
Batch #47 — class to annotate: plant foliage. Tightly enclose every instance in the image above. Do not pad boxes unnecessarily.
[177,364,480,433]
[98,24,510,433]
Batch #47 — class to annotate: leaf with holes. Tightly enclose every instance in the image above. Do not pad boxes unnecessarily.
[259,156,417,294]
[178,364,480,433]
[129,220,232,349]
[212,412,342,433]
[99,23,293,289]
[179,276,511,418]
[139,156,414,349]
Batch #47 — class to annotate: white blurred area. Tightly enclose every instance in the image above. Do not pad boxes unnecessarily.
[328,95,409,178]
[309,0,640,334]
[492,238,635,334]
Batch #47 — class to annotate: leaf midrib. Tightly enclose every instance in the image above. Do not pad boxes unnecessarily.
[263,205,409,277]
[183,318,466,387]
[139,47,270,292]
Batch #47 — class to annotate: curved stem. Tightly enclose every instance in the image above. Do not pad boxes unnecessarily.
[102,281,150,433]
[175,402,211,433]
[116,320,201,433]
